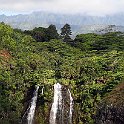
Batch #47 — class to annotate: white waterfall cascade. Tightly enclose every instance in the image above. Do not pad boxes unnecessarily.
[41,86,44,95]
[49,83,62,124]
[27,85,39,124]
[68,89,73,124]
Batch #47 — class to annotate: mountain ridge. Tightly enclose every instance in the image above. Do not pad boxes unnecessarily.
[1,11,124,35]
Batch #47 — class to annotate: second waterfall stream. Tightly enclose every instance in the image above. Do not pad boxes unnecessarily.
[49,83,73,124]
[27,85,39,124]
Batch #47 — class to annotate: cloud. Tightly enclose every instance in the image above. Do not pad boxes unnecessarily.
[0,0,124,16]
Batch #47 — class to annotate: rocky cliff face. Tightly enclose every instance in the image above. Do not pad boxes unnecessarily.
[21,84,77,124]
[95,82,124,124]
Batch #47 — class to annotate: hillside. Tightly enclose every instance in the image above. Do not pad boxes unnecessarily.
[0,22,124,124]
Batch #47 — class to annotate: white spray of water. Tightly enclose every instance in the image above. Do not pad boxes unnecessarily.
[27,85,39,124]
[49,83,62,124]
[68,89,73,124]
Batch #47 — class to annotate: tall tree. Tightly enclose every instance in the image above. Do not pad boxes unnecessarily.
[61,24,72,42]
[46,24,59,41]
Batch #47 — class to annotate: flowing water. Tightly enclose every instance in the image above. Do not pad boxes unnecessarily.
[41,86,44,95]
[49,83,62,124]
[68,89,73,124]
[49,83,73,124]
[27,85,39,124]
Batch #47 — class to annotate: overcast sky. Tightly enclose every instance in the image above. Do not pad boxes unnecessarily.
[0,0,124,16]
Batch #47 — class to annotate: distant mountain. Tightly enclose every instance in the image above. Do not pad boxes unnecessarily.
[1,11,124,36]
[75,25,124,34]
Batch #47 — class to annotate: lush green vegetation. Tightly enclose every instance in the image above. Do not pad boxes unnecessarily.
[0,22,124,124]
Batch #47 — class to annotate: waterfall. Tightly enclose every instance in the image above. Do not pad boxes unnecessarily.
[41,86,44,95]
[27,85,39,124]
[49,83,62,124]
[68,89,73,124]
[49,83,73,124]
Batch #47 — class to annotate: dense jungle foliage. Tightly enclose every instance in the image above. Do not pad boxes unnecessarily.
[0,22,124,124]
